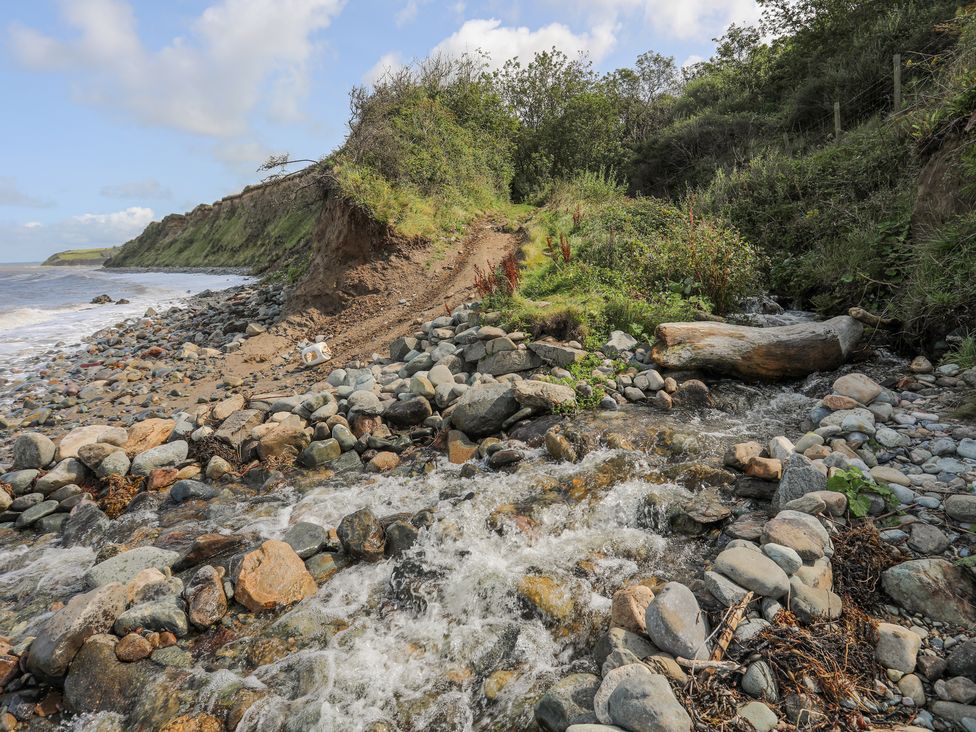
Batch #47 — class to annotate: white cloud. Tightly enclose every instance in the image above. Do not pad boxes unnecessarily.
[100,178,172,199]
[9,0,346,137]
[395,0,424,27]
[567,0,761,40]
[432,18,617,68]
[0,206,155,257]
[0,178,52,208]
[681,54,705,69]
[364,52,405,86]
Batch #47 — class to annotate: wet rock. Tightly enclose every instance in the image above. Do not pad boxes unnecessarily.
[882,559,976,626]
[61,501,111,547]
[875,623,921,673]
[172,533,245,571]
[338,507,386,561]
[27,582,127,678]
[169,479,217,503]
[724,442,762,470]
[114,599,189,637]
[64,634,153,716]
[545,430,579,463]
[385,520,419,558]
[644,582,709,661]
[12,432,56,469]
[448,430,479,464]
[115,633,152,662]
[672,380,713,408]
[184,565,227,629]
[84,547,179,588]
[517,574,579,626]
[451,383,519,437]
[535,673,600,731]
[368,451,400,473]
[15,499,58,528]
[235,539,317,612]
[130,441,188,477]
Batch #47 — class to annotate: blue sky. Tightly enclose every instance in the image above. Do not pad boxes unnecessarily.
[0,0,761,261]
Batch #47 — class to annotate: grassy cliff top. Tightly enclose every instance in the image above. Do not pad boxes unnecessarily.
[42,247,118,266]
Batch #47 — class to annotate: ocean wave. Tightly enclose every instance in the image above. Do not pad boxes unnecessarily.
[0,303,94,331]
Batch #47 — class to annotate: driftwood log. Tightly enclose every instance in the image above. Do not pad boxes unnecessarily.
[651,315,864,380]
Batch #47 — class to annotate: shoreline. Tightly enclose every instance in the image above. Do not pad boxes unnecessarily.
[0,293,972,730]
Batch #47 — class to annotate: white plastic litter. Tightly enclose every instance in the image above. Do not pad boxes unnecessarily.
[301,342,332,367]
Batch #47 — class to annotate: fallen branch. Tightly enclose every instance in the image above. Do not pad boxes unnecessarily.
[848,307,899,330]
[675,658,744,673]
[710,591,755,664]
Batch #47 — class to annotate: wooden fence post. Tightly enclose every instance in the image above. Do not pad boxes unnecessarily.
[893,53,902,112]
[834,101,841,138]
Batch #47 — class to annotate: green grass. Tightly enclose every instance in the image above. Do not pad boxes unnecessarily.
[490,171,759,344]
[43,247,117,265]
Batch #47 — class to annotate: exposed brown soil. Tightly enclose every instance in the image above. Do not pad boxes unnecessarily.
[179,217,521,405]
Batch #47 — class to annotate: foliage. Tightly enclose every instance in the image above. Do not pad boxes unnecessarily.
[827,467,898,518]
[942,335,976,369]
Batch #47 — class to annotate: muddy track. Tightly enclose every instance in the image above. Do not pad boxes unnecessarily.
[179,220,521,403]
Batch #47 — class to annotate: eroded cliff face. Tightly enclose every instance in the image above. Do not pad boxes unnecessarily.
[105,169,325,272]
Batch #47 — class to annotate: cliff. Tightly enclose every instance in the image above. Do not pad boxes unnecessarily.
[105,169,325,274]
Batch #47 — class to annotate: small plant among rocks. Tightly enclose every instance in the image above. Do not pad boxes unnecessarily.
[826,467,898,518]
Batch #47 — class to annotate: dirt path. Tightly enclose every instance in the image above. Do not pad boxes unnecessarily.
[182,220,521,402]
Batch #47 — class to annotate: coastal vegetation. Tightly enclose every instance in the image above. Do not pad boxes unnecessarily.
[42,247,118,266]
[107,0,975,352]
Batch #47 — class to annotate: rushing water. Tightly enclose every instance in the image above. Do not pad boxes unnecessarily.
[0,384,823,731]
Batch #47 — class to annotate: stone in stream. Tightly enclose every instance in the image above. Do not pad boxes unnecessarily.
[84,547,179,589]
[450,383,519,438]
[15,499,58,528]
[27,582,127,678]
[113,599,189,637]
[61,502,111,548]
[384,520,419,557]
[63,634,156,716]
[337,508,386,562]
[644,582,710,661]
[882,559,976,626]
[535,673,600,731]
[447,430,479,464]
[283,521,328,559]
[114,633,152,662]
[234,540,317,613]
[610,585,654,635]
[12,432,56,469]
[184,565,228,629]
[130,441,188,477]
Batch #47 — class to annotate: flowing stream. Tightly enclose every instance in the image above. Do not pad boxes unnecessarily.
[0,382,830,732]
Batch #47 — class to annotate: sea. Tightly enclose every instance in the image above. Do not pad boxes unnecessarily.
[0,263,253,373]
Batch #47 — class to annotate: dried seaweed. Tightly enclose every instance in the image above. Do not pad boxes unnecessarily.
[831,522,899,610]
[188,436,242,470]
[100,474,144,518]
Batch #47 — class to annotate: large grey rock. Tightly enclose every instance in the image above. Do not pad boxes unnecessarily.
[185,565,227,629]
[27,582,126,678]
[535,673,600,731]
[283,521,328,559]
[513,380,577,411]
[450,383,519,438]
[742,660,779,701]
[594,627,658,667]
[1,469,38,493]
[63,634,154,716]
[84,547,179,589]
[15,499,58,528]
[478,349,542,375]
[603,665,691,732]
[948,639,976,679]
[95,451,130,479]
[35,458,88,494]
[945,495,976,523]
[714,547,790,598]
[644,582,709,661]
[169,479,217,503]
[12,432,56,469]
[788,576,842,623]
[875,622,921,673]
[761,510,832,562]
[129,441,188,477]
[882,559,976,626]
[832,373,882,404]
[383,397,433,427]
[347,390,383,417]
